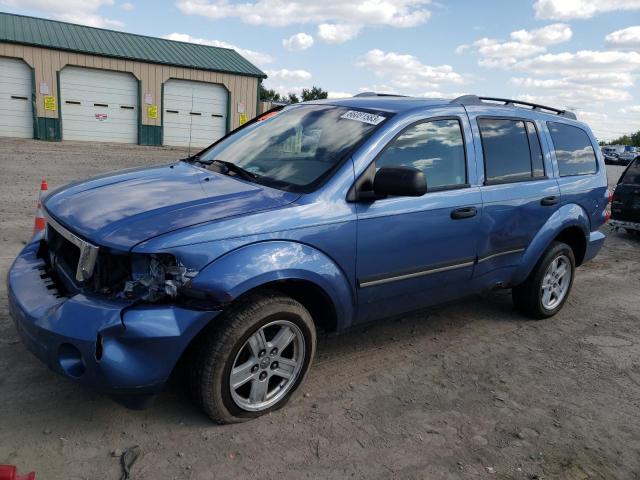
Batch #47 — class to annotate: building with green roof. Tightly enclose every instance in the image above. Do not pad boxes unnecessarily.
[0,12,266,145]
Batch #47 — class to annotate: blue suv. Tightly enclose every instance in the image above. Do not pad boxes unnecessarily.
[8,94,608,423]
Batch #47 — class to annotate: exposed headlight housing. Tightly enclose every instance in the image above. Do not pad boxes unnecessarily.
[119,254,198,302]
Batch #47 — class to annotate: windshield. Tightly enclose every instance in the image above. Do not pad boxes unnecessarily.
[197,104,390,192]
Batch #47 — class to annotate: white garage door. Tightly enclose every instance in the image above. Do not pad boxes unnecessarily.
[0,57,33,139]
[163,79,227,148]
[60,67,137,143]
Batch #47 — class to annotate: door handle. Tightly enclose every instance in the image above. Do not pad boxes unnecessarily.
[541,196,559,206]
[451,206,477,220]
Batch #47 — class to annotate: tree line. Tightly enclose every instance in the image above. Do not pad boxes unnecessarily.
[600,130,640,147]
[260,85,328,104]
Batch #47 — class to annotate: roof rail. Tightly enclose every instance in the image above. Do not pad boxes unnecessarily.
[451,95,577,120]
[354,92,408,98]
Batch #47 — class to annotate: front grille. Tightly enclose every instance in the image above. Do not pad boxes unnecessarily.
[42,210,100,282]
[33,247,68,298]
[46,225,81,279]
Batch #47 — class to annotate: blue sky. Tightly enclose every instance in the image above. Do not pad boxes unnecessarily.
[1,0,639,140]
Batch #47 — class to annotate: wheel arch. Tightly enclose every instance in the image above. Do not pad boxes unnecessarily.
[186,240,354,333]
[514,203,590,285]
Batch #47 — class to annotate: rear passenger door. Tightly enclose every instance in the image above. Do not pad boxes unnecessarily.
[465,111,561,279]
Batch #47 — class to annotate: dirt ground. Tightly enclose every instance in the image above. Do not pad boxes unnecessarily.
[1,138,639,480]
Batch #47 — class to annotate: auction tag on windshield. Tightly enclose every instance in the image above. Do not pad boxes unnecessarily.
[340,110,386,125]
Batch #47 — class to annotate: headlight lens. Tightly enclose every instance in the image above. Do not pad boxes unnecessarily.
[120,254,197,302]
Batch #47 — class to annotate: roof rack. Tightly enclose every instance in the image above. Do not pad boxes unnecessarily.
[451,95,577,120]
[354,92,408,98]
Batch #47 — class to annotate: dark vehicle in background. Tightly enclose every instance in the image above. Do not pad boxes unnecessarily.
[618,151,637,166]
[604,152,621,165]
[611,156,640,236]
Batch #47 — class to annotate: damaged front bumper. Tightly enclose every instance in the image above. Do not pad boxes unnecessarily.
[7,239,220,402]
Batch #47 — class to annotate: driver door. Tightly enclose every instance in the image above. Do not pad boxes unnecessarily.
[355,115,482,323]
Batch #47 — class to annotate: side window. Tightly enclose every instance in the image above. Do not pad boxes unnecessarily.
[547,122,597,176]
[376,119,467,189]
[621,158,640,185]
[478,118,545,184]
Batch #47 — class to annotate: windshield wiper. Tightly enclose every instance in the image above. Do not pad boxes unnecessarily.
[208,159,258,182]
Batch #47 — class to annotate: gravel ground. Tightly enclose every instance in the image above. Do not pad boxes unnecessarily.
[0,138,638,480]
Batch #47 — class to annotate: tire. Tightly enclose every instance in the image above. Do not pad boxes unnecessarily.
[512,241,576,320]
[189,291,316,424]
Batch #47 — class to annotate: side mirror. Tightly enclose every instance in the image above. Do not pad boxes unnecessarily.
[373,166,427,197]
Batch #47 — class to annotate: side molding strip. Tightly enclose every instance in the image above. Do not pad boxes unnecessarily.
[359,259,475,288]
[477,248,526,264]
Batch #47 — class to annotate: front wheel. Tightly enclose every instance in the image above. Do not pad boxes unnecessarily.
[189,292,316,424]
[512,241,575,319]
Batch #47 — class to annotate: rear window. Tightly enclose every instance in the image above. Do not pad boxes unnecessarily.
[547,122,597,176]
[621,158,640,184]
[478,118,545,184]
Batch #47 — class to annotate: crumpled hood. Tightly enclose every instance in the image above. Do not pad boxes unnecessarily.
[43,161,299,250]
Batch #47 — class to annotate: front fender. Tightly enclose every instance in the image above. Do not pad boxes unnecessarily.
[513,203,589,285]
[188,241,355,329]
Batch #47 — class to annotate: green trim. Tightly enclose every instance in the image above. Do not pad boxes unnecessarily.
[35,117,61,140]
[160,82,164,145]
[136,77,142,145]
[56,70,62,139]
[139,125,162,145]
[29,64,37,139]
[256,79,261,118]
[226,88,231,134]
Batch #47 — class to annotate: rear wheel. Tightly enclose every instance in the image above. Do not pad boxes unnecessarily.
[512,242,575,319]
[189,292,316,424]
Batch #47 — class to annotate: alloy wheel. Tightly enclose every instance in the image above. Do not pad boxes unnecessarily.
[229,320,305,412]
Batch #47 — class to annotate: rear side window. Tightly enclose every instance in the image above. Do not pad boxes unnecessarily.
[478,118,545,184]
[621,158,640,184]
[376,118,467,189]
[547,122,597,176]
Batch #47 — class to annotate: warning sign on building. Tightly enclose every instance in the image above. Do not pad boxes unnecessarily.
[44,96,56,111]
[147,105,158,119]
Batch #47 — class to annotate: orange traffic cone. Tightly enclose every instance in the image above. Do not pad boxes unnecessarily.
[33,179,48,234]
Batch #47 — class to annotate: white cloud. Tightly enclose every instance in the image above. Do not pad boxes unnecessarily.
[534,0,640,20]
[317,24,362,43]
[455,44,469,54]
[120,2,134,11]
[605,26,640,49]
[620,105,640,113]
[510,53,640,109]
[516,86,631,105]
[356,49,463,92]
[0,0,125,28]
[470,23,572,68]
[327,91,353,98]
[163,33,274,66]
[282,33,314,51]
[511,72,634,89]
[516,50,640,75]
[264,69,312,81]
[510,23,572,46]
[261,85,306,98]
[418,91,469,98]
[56,12,124,28]
[176,0,432,28]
